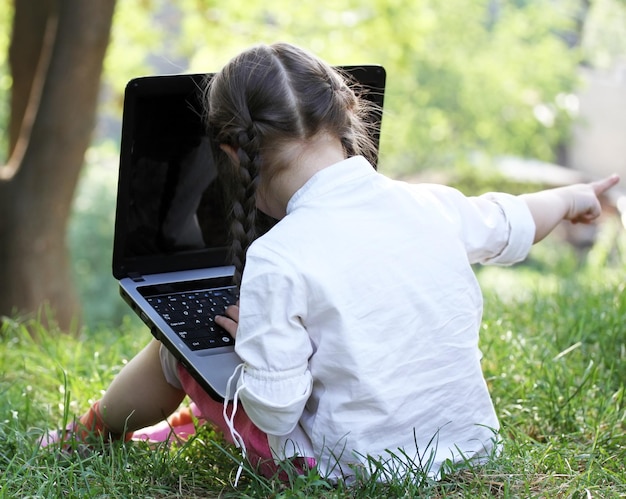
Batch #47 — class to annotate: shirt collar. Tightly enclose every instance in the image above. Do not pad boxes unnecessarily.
[286,156,375,214]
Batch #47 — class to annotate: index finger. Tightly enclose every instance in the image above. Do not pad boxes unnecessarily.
[224,303,240,323]
[591,174,620,196]
[215,313,238,338]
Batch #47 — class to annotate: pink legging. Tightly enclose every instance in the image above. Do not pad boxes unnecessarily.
[177,365,315,479]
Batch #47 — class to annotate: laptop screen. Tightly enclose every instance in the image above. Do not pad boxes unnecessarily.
[113,66,386,280]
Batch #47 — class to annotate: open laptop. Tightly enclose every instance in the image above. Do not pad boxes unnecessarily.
[112,66,386,401]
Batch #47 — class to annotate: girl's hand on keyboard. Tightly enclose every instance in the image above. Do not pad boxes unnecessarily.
[215,302,239,339]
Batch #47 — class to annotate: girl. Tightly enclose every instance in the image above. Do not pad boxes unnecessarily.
[42,42,619,483]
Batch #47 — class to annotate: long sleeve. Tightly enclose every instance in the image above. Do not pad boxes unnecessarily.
[234,254,314,435]
[237,364,312,435]
[464,192,536,265]
[413,184,536,266]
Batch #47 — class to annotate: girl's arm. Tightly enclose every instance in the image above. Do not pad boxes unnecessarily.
[518,174,619,244]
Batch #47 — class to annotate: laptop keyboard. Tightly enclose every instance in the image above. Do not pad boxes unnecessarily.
[146,286,238,351]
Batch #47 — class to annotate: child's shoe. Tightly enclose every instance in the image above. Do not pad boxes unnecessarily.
[39,401,205,449]
[38,422,81,448]
[132,402,204,443]
[38,400,132,450]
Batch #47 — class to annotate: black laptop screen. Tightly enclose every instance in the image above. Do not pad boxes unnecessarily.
[113,67,386,279]
[126,87,228,256]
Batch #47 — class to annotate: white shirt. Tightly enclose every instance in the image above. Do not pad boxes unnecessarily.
[233,156,535,480]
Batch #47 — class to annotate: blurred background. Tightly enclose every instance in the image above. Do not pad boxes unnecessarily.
[0,0,625,331]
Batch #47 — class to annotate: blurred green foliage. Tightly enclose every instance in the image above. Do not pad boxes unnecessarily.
[4,1,624,171]
[67,145,136,329]
[102,0,585,173]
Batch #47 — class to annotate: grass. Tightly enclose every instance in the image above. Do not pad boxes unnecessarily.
[1,220,625,497]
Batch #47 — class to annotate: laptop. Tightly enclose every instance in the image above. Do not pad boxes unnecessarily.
[112,66,386,401]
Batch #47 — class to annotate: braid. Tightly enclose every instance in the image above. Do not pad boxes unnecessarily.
[228,125,261,287]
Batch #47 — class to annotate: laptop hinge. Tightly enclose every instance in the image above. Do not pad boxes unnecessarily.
[128,272,145,283]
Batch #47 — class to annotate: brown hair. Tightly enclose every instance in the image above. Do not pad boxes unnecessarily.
[205,42,378,286]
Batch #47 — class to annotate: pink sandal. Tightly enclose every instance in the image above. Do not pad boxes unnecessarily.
[132,402,205,443]
[39,402,204,449]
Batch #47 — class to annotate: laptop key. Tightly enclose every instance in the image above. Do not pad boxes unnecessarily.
[147,286,238,351]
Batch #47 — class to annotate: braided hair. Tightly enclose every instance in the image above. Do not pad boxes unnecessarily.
[205,43,378,286]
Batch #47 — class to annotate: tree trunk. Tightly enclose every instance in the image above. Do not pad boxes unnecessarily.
[0,0,116,331]
[7,0,56,158]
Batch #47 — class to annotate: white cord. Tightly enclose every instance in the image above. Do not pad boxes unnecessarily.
[223,363,247,486]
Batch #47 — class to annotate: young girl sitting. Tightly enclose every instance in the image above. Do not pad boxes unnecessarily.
[41,42,619,483]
